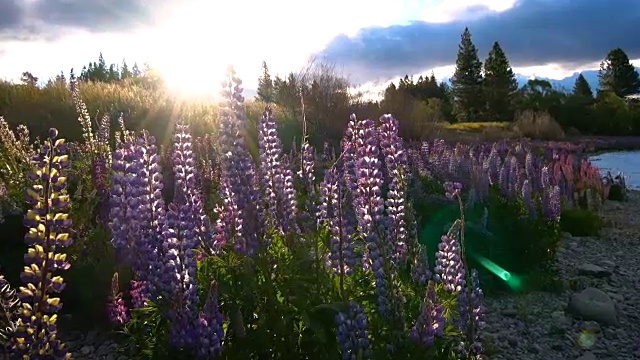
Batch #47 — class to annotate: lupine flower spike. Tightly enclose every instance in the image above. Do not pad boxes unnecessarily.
[12,128,72,359]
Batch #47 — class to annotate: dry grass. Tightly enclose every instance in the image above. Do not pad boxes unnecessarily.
[0,80,220,142]
[444,121,512,132]
[512,110,565,140]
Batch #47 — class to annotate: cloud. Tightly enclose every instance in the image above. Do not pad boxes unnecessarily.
[0,0,23,30]
[0,0,173,40]
[319,0,640,84]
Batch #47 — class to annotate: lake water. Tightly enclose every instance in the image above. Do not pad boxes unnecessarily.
[589,150,640,189]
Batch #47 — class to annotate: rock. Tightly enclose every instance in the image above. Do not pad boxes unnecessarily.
[600,260,616,268]
[528,344,542,354]
[576,352,597,360]
[80,345,94,356]
[568,287,619,326]
[582,321,601,334]
[577,264,612,278]
[550,310,571,334]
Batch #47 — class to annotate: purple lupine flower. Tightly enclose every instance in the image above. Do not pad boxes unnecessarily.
[353,118,405,334]
[195,281,225,359]
[379,114,409,265]
[521,179,536,219]
[483,145,501,185]
[107,273,129,325]
[319,168,356,276]
[322,141,331,163]
[108,138,137,264]
[410,281,445,347]
[541,166,551,189]
[543,185,561,221]
[298,140,317,231]
[342,115,359,194]
[217,67,262,256]
[335,302,371,360]
[508,156,519,199]
[434,219,465,293]
[444,181,463,200]
[12,128,71,359]
[281,166,298,233]
[258,106,286,229]
[129,279,152,310]
[128,134,168,305]
[456,269,485,358]
[211,180,236,253]
[167,124,208,348]
[353,119,389,311]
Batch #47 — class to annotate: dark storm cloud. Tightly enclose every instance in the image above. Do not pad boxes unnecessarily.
[0,0,174,40]
[0,0,24,30]
[319,0,640,84]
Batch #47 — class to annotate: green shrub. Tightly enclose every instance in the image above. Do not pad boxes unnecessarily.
[560,208,602,236]
[608,184,626,201]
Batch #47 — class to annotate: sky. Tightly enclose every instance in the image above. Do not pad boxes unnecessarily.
[0,0,639,98]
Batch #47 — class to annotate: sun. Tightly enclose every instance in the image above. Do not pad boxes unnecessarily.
[147,0,242,98]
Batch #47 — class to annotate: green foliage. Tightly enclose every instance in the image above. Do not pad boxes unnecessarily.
[598,48,640,97]
[608,184,626,201]
[573,74,594,99]
[559,208,602,237]
[451,28,484,122]
[256,61,275,103]
[483,42,518,122]
[62,226,122,328]
[120,302,174,360]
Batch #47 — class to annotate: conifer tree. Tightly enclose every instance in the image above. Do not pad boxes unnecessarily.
[132,63,141,78]
[257,61,275,103]
[598,48,640,97]
[121,60,131,79]
[451,27,484,122]
[573,74,593,98]
[483,41,518,122]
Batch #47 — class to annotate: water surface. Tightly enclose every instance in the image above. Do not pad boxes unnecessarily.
[589,150,640,189]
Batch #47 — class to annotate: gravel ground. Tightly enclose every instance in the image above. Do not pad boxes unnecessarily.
[482,191,640,360]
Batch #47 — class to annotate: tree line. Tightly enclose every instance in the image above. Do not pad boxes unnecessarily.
[256,27,640,139]
[3,28,640,149]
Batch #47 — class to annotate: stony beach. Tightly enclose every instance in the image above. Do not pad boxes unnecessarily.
[483,190,640,360]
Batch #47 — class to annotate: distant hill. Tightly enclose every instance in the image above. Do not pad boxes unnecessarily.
[514,67,640,93]
[437,67,640,93]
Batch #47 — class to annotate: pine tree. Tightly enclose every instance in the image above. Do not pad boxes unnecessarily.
[54,71,66,85]
[451,27,484,122]
[132,62,141,77]
[573,74,593,98]
[256,61,275,103]
[121,60,131,79]
[96,53,107,81]
[107,64,119,82]
[598,48,640,97]
[483,41,518,122]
